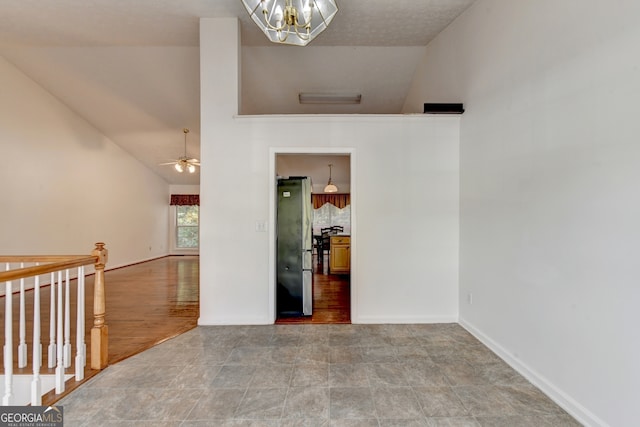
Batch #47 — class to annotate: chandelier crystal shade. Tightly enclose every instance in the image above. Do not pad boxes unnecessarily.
[241,0,339,47]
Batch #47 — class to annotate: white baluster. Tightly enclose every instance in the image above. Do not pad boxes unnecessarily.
[31,268,42,406]
[3,263,14,405]
[48,272,56,368]
[80,267,86,364]
[18,262,28,368]
[63,269,71,368]
[55,271,64,393]
[75,266,86,380]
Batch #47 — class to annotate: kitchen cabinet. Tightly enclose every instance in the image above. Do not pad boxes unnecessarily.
[330,235,350,274]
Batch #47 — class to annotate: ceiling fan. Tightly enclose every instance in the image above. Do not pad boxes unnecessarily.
[160,128,200,173]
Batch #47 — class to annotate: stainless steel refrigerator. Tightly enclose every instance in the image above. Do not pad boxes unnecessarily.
[277,177,313,316]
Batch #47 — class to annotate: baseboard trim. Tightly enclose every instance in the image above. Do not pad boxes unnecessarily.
[354,315,458,324]
[104,254,173,272]
[459,317,607,427]
[197,316,273,326]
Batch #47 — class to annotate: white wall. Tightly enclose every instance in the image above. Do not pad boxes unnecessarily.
[199,19,460,325]
[0,56,170,269]
[169,185,200,195]
[404,1,640,426]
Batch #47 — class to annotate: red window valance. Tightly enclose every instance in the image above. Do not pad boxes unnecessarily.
[170,194,200,206]
[312,194,350,209]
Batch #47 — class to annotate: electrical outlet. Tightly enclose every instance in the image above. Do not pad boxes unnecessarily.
[467,293,473,304]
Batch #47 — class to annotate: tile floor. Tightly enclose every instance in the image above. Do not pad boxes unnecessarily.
[57,324,582,426]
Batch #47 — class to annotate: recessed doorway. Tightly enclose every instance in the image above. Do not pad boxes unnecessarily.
[270,150,354,324]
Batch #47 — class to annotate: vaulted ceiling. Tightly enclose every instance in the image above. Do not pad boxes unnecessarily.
[0,0,476,185]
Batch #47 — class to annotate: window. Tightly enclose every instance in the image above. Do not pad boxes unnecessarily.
[312,203,351,235]
[176,205,199,248]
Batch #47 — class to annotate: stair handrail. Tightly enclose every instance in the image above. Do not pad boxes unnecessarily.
[0,242,109,371]
[0,243,109,405]
[0,256,97,282]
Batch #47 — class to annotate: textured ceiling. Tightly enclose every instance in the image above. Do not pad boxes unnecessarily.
[0,0,476,184]
[0,0,475,47]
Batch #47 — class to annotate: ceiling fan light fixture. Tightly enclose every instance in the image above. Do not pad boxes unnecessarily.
[241,0,339,47]
[161,128,200,174]
[323,163,338,193]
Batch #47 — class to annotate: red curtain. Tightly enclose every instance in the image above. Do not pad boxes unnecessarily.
[312,194,350,209]
[170,194,200,206]
[171,194,348,207]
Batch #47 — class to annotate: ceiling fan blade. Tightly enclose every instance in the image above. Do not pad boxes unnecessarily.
[159,161,178,165]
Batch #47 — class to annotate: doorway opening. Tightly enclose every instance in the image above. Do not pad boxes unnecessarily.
[270,150,354,324]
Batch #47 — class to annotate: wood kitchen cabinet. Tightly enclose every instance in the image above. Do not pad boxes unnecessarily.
[330,235,350,274]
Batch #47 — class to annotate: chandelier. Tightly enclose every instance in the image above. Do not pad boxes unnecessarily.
[241,0,339,47]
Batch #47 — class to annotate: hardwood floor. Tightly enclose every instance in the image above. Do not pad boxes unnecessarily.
[276,252,351,324]
[100,256,199,364]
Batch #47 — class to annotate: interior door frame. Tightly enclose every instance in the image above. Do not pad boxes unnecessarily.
[269,147,356,323]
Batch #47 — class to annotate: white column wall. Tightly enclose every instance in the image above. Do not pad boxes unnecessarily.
[404,1,640,426]
[0,56,170,268]
[199,19,460,325]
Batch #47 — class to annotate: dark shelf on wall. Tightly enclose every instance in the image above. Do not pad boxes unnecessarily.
[424,103,465,114]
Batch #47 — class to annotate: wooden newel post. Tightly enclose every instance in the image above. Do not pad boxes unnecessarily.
[91,242,108,370]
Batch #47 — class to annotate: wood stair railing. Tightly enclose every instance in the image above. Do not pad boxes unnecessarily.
[0,243,108,406]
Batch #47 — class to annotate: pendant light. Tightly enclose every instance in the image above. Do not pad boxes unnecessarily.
[323,163,338,193]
